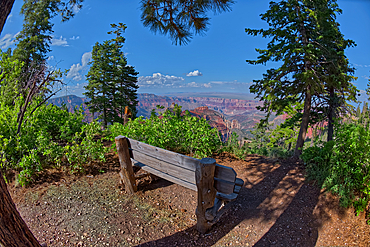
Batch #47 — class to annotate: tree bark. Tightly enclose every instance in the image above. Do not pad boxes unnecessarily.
[0,170,41,247]
[0,2,42,245]
[0,0,15,35]
[294,86,312,157]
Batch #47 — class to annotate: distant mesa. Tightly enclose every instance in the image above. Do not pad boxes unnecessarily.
[48,93,271,142]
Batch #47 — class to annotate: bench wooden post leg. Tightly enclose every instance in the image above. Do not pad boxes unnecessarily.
[115,135,137,194]
[195,158,217,234]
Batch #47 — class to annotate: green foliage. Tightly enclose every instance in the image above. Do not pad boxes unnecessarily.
[11,0,84,63]
[301,140,334,185]
[245,0,357,156]
[109,104,221,158]
[302,117,370,217]
[84,23,139,128]
[222,132,247,160]
[13,0,59,66]
[0,52,22,105]
[0,100,107,186]
[140,0,235,45]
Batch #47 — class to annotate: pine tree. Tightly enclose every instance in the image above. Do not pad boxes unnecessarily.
[84,23,139,128]
[12,0,59,67]
[140,0,234,45]
[1,0,233,46]
[356,105,361,118]
[245,0,357,157]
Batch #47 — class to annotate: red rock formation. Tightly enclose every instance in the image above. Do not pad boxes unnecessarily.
[188,106,237,142]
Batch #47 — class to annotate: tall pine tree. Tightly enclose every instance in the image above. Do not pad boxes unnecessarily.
[245,0,357,157]
[84,23,139,128]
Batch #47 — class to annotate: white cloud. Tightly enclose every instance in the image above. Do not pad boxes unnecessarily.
[65,82,87,97]
[207,80,253,91]
[70,36,80,40]
[67,64,84,81]
[81,52,92,66]
[138,74,253,91]
[54,82,88,98]
[186,70,203,77]
[66,51,92,81]
[180,82,212,88]
[51,36,68,46]
[354,64,370,68]
[138,73,185,88]
[0,33,17,49]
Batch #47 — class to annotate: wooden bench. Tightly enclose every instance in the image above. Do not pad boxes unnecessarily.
[115,135,244,233]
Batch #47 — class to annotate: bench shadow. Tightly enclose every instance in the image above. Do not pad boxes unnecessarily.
[137,156,330,247]
[253,183,320,246]
[137,178,175,193]
[134,158,323,247]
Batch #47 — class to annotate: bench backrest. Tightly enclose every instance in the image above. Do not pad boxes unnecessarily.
[115,135,244,233]
[126,137,238,195]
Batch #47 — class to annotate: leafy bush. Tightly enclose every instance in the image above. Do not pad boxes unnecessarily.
[302,121,370,216]
[109,104,222,158]
[301,140,334,186]
[0,101,107,186]
[0,51,107,186]
[222,132,247,159]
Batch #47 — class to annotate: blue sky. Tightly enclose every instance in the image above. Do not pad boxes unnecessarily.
[1,0,369,99]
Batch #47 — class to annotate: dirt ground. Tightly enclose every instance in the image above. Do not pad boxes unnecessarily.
[8,152,370,247]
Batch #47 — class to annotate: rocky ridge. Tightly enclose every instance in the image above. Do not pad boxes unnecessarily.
[48,93,270,141]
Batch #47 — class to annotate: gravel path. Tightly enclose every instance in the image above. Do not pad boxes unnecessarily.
[8,153,370,246]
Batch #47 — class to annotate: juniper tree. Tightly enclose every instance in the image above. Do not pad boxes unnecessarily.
[245,0,357,157]
[84,23,139,128]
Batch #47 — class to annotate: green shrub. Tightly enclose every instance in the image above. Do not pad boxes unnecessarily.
[0,102,107,186]
[302,121,370,216]
[301,140,334,186]
[222,132,247,159]
[109,104,222,158]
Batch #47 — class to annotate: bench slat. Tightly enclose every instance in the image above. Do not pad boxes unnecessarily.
[214,178,235,194]
[214,164,236,183]
[125,137,243,196]
[235,178,244,187]
[131,149,196,184]
[128,138,237,183]
[131,156,240,195]
[128,138,199,171]
[132,160,197,191]
[234,184,242,194]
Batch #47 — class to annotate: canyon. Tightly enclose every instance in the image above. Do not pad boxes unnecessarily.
[48,93,277,141]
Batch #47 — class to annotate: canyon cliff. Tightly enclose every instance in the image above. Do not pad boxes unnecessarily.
[49,93,271,141]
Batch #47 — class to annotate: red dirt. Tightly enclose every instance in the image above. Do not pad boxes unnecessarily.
[8,152,370,246]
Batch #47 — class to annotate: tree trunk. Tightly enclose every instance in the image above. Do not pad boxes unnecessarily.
[294,86,312,157]
[0,170,41,247]
[327,87,335,142]
[0,3,42,245]
[0,0,15,35]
